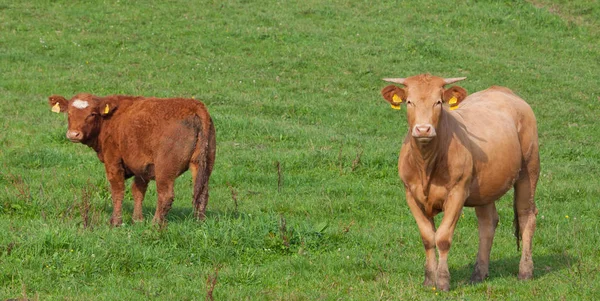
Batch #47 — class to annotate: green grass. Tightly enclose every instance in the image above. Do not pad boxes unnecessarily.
[1,0,599,299]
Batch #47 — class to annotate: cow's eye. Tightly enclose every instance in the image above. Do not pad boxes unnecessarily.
[406,100,412,105]
[436,100,443,106]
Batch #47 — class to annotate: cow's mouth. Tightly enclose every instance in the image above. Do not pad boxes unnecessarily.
[414,136,434,143]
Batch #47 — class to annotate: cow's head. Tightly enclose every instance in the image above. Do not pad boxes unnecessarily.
[380,74,467,143]
[49,93,117,143]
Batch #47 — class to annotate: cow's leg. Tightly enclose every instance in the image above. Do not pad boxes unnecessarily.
[471,202,499,283]
[153,177,175,225]
[153,161,179,225]
[131,176,148,222]
[190,163,198,193]
[435,190,467,291]
[514,164,539,280]
[105,165,125,227]
[406,192,437,287]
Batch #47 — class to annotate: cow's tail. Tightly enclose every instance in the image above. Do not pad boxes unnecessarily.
[192,111,215,220]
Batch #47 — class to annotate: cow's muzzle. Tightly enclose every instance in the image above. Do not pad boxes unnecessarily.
[66,130,83,142]
[412,124,437,140]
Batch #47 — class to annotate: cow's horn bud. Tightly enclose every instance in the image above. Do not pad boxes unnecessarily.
[443,77,467,85]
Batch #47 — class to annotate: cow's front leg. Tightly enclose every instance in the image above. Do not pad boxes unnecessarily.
[435,188,468,291]
[105,164,125,227]
[406,192,437,287]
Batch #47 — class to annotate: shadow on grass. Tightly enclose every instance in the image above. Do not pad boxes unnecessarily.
[115,202,236,223]
[450,252,575,287]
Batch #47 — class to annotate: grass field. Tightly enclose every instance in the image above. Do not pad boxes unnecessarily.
[1,0,599,299]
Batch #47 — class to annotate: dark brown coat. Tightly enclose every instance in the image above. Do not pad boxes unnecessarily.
[49,93,216,225]
[380,74,539,291]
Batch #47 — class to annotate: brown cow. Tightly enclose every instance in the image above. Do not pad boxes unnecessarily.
[49,93,216,226]
[380,74,539,291]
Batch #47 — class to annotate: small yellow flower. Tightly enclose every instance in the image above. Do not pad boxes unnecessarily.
[565,215,569,219]
[432,287,436,291]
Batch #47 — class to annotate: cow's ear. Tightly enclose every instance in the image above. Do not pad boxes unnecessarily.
[381,85,406,110]
[49,95,68,113]
[98,97,118,117]
[443,86,467,110]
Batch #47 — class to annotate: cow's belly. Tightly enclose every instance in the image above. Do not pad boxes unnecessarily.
[121,159,156,181]
[117,122,196,181]
[454,107,523,206]
[464,138,522,206]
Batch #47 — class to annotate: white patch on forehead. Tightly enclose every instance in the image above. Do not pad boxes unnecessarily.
[72,99,89,109]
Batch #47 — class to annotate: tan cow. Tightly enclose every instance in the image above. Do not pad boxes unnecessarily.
[49,93,216,226]
[380,74,539,291]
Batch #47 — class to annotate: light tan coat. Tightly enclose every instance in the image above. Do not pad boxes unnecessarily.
[381,74,539,291]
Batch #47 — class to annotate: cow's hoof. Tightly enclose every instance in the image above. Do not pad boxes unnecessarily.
[423,278,435,287]
[518,271,533,280]
[110,217,123,227]
[436,278,450,292]
[110,218,123,227]
[470,273,486,283]
[193,209,206,221]
[151,217,167,227]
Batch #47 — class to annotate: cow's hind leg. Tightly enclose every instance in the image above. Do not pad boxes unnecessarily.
[153,124,197,225]
[471,202,499,283]
[513,151,540,280]
[153,177,176,225]
[131,176,148,222]
[514,161,539,280]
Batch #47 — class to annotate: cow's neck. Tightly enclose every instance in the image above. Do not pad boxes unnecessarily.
[408,113,449,195]
[409,137,439,193]
[82,121,106,162]
[85,139,100,153]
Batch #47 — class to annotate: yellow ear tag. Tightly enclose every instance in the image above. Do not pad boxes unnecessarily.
[449,96,459,110]
[51,102,61,113]
[103,104,110,114]
[391,94,402,110]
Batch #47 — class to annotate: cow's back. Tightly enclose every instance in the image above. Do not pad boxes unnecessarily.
[451,87,538,205]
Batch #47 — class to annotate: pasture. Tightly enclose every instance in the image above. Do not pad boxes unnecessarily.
[1,0,599,299]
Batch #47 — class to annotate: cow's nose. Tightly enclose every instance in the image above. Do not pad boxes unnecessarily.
[417,125,431,134]
[412,124,436,138]
[66,130,82,141]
